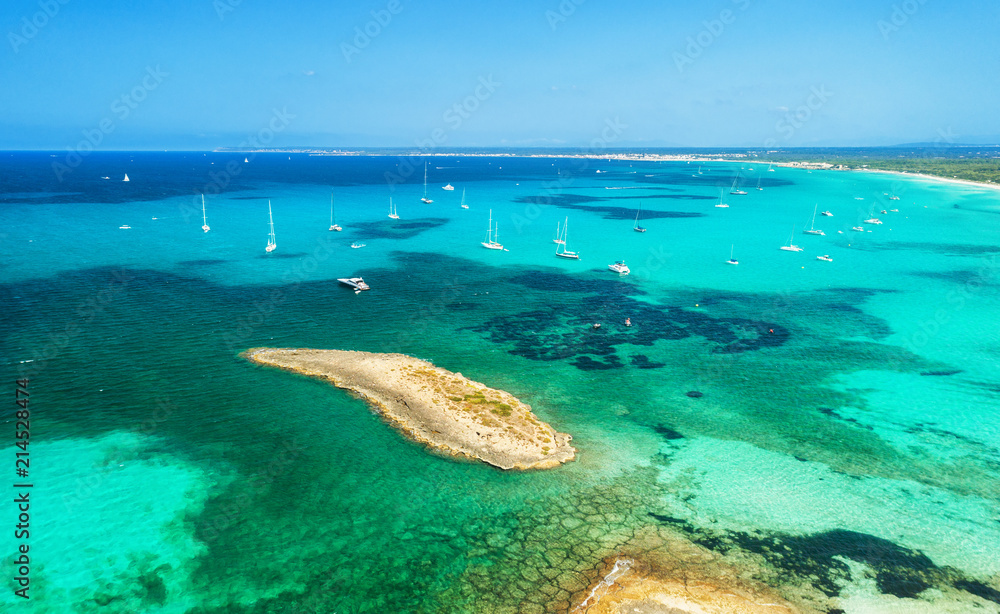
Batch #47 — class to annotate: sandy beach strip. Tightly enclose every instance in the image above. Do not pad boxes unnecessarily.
[243,348,576,470]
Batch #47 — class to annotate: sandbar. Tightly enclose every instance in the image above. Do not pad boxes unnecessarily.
[244,348,576,470]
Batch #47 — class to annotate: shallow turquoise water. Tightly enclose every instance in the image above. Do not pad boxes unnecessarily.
[2,152,999,612]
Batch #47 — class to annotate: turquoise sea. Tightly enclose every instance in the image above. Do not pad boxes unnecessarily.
[2,151,1000,613]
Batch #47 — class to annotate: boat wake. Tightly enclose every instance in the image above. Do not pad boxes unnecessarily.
[572,557,633,612]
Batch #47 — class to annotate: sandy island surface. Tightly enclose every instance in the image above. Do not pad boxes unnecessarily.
[244,348,575,470]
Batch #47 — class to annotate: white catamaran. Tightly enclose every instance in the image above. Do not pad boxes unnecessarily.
[481,209,503,250]
[201,194,210,232]
[803,204,825,235]
[265,200,276,253]
[779,226,803,252]
[555,217,580,259]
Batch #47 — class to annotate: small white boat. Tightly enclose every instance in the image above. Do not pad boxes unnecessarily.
[817,255,833,262]
[350,242,366,249]
[608,261,630,274]
[633,203,647,232]
[726,244,738,265]
[864,218,882,225]
[420,161,433,204]
[890,208,899,213]
[265,200,276,253]
[244,157,249,163]
[555,217,580,259]
[388,197,399,220]
[481,209,503,250]
[851,226,865,232]
[889,195,900,201]
[442,184,454,191]
[119,225,131,229]
[729,171,748,195]
[779,227,804,252]
[337,277,370,293]
[329,193,342,231]
[123,174,130,182]
[767,162,775,172]
[201,194,210,233]
[820,210,833,217]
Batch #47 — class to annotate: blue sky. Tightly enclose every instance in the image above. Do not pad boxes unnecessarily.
[2,0,998,149]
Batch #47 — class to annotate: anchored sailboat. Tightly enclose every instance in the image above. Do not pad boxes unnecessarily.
[329,193,342,231]
[265,200,276,253]
[555,217,580,259]
[803,205,825,235]
[730,170,748,195]
[633,203,647,232]
[726,244,739,265]
[388,197,400,219]
[779,226,803,252]
[201,194,210,232]
[123,173,130,182]
[460,188,469,209]
[553,219,565,244]
[420,161,433,204]
[715,188,729,208]
[481,209,503,250]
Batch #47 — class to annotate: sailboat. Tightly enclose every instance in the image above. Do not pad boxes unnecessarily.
[123,173,130,182]
[329,193,342,231]
[779,226,803,252]
[388,197,399,219]
[481,209,503,250]
[420,161,433,204]
[726,244,739,265]
[633,203,647,231]
[755,174,763,191]
[553,220,565,244]
[460,188,469,209]
[265,200,276,253]
[730,170,748,195]
[767,162,775,172]
[715,188,729,208]
[244,157,249,163]
[555,217,580,259]
[803,205,825,235]
[201,194,210,232]
[863,203,882,225]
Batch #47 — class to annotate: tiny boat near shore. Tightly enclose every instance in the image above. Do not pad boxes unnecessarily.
[338,277,370,293]
[350,242,366,248]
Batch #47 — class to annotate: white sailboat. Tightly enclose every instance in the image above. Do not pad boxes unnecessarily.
[201,194,210,232]
[123,173,130,182]
[265,200,276,253]
[730,170,747,195]
[767,162,775,172]
[420,161,433,204]
[329,193,342,231]
[803,205,825,235]
[755,174,763,191]
[715,188,729,208]
[553,220,565,244]
[481,209,503,250]
[555,217,580,259]
[388,197,399,219]
[633,203,647,231]
[244,157,249,163]
[863,203,882,225]
[779,226,803,252]
[726,244,738,265]
[460,188,469,209]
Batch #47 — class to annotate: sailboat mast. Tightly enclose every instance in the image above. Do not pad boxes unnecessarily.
[202,194,207,225]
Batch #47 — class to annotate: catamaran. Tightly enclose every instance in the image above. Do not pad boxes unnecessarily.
[779,226,803,252]
[460,188,469,209]
[803,205,825,235]
[265,200,276,253]
[329,193,342,231]
[730,170,748,195]
[633,203,647,232]
[555,217,580,259]
[726,244,738,265]
[388,197,399,220]
[420,161,433,204]
[201,194,210,232]
[481,209,503,250]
